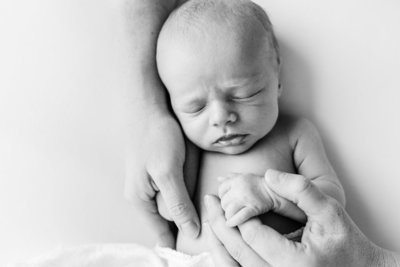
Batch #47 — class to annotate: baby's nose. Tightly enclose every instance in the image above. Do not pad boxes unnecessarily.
[209,102,237,127]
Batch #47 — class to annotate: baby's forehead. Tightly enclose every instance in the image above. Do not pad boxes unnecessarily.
[161,0,278,55]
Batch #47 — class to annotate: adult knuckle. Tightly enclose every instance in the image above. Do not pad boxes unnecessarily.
[325,199,348,230]
[153,173,181,193]
[324,198,342,217]
[169,201,189,219]
[309,221,326,237]
[295,175,312,194]
[228,244,245,262]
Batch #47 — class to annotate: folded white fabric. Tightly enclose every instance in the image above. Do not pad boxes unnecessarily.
[156,246,214,267]
[9,244,214,267]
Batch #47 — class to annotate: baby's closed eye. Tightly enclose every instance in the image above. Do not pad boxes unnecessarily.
[231,88,264,102]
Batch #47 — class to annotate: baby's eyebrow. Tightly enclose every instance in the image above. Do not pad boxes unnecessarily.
[220,74,264,89]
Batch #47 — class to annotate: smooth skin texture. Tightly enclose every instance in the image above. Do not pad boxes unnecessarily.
[217,173,306,227]
[123,0,197,248]
[157,0,344,254]
[157,12,281,156]
[173,114,345,254]
[205,170,400,267]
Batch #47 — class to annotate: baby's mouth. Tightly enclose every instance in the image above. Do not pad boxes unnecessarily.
[214,134,248,146]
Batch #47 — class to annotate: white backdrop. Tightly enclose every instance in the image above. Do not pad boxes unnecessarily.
[0,0,399,265]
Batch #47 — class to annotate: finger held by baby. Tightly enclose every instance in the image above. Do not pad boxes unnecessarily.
[217,173,272,227]
[216,170,307,227]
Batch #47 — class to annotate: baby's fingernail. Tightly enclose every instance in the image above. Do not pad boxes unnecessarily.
[181,220,199,238]
[265,169,281,184]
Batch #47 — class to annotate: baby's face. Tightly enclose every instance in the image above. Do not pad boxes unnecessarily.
[158,31,280,154]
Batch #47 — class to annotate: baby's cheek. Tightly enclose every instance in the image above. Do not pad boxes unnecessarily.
[181,119,209,149]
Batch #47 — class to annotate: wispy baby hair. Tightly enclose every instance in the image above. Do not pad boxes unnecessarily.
[160,0,280,65]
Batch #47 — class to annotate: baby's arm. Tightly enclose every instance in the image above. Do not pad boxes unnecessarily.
[289,117,346,206]
[217,117,345,227]
[157,140,200,220]
[218,173,306,227]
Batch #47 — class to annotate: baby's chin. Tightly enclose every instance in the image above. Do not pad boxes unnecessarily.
[201,141,256,155]
[215,146,250,155]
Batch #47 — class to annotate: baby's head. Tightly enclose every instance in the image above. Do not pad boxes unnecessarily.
[157,0,281,154]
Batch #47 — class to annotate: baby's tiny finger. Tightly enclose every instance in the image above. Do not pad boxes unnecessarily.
[220,193,234,211]
[224,203,243,221]
[227,207,256,227]
[218,182,231,199]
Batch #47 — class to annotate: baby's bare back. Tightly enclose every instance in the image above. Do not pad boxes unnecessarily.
[176,118,303,255]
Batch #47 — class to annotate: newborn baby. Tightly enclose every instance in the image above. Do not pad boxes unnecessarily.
[156,0,346,255]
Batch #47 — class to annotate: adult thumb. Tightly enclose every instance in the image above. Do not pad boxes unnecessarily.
[153,171,200,239]
[264,169,330,217]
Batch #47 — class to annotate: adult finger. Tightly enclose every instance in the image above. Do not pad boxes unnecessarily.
[238,218,301,265]
[139,195,176,248]
[226,207,257,227]
[125,169,175,248]
[264,169,329,217]
[205,195,270,267]
[204,222,240,267]
[151,170,200,238]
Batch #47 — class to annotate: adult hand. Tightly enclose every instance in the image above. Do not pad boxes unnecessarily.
[206,169,398,267]
[125,111,200,248]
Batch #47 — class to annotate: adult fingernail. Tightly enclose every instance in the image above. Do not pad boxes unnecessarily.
[265,169,280,184]
[181,220,199,238]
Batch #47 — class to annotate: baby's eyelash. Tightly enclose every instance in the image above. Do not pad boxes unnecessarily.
[184,105,206,114]
[232,89,263,100]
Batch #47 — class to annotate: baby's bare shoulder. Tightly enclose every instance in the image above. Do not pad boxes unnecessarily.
[275,114,320,146]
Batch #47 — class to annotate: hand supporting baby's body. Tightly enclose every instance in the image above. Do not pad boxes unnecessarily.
[173,116,346,255]
[218,173,306,227]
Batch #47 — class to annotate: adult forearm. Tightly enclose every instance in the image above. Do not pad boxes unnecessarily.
[123,0,179,111]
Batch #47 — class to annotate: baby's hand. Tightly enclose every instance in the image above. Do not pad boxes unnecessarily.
[217,173,273,227]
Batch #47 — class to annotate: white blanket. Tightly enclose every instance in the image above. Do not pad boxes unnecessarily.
[9,244,214,267]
